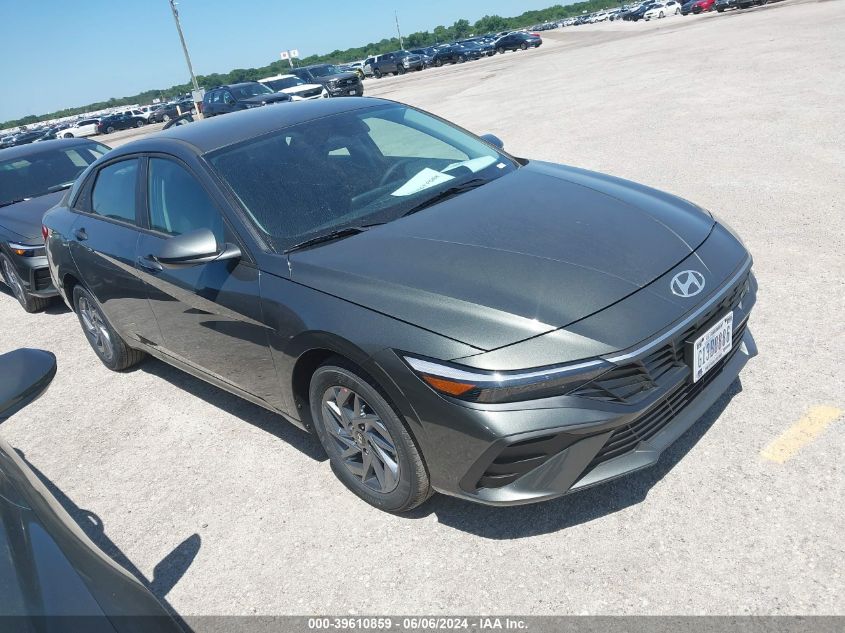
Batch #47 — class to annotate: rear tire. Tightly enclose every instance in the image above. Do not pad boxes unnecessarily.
[0,255,50,313]
[72,285,145,371]
[310,358,431,512]
[397,66,406,75]
[162,114,171,122]
[135,120,144,127]
[106,126,115,134]
[434,59,442,67]
[373,69,382,78]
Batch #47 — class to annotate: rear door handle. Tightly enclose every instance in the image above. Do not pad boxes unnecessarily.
[136,255,163,273]
[74,228,88,241]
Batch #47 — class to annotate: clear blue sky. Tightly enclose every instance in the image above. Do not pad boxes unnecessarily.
[0,0,559,122]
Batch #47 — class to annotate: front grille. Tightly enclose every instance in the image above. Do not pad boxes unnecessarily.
[572,269,751,404]
[301,88,323,98]
[587,316,748,468]
[33,267,52,291]
[338,78,356,87]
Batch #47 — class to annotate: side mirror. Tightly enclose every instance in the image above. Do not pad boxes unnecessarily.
[154,228,241,269]
[0,349,57,421]
[480,133,504,150]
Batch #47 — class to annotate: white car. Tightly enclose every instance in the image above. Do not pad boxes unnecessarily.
[258,74,327,100]
[645,1,681,18]
[61,118,100,138]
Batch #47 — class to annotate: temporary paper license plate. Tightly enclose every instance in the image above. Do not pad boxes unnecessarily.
[692,312,733,382]
[348,90,357,95]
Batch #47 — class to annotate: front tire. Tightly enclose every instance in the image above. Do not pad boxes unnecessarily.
[162,114,171,122]
[72,285,145,371]
[520,42,528,50]
[373,69,382,78]
[310,359,431,512]
[497,47,505,54]
[0,255,50,313]
[434,58,442,67]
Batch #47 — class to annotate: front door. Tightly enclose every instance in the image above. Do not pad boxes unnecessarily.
[135,156,281,409]
[69,157,161,345]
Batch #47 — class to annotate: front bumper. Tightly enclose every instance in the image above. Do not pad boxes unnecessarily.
[368,266,757,507]
[7,253,57,298]
[326,83,364,97]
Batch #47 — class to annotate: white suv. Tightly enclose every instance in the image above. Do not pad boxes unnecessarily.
[258,74,327,100]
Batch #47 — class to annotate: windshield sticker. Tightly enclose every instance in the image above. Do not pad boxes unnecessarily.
[443,155,498,174]
[391,168,455,197]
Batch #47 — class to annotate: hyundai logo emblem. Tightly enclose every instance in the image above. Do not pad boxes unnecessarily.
[670,270,706,298]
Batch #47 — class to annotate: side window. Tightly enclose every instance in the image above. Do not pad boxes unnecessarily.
[147,158,225,243]
[222,91,235,105]
[91,159,139,224]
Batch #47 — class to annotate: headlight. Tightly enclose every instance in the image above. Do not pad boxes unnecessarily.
[9,242,44,257]
[404,355,611,404]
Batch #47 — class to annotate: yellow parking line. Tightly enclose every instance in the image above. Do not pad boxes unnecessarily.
[760,405,842,463]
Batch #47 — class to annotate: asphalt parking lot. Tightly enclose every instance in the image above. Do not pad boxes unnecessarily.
[2,0,843,619]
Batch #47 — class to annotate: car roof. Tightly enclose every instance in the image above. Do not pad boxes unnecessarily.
[112,96,391,156]
[0,138,103,161]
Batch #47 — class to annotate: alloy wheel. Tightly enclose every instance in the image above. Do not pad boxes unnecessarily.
[321,386,400,493]
[1,258,24,304]
[78,295,114,362]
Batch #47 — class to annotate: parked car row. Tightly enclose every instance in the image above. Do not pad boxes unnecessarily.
[352,31,542,81]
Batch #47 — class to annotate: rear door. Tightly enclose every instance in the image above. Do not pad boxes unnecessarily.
[68,157,162,345]
[134,156,280,407]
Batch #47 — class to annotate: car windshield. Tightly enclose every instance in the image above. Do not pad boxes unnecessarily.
[0,142,109,205]
[309,65,341,77]
[232,83,274,98]
[208,103,517,252]
[262,77,305,90]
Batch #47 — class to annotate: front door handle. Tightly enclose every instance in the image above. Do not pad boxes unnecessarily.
[74,228,88,241]
[136,255,163,273]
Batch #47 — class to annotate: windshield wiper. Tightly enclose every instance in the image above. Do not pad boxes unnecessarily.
[47,182,74,193]
[284,224,382,254]
[400,178,489,218]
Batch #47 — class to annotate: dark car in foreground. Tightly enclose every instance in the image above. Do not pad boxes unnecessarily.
[494,32,543,53]
[148,100,196,124]
[0,349,183,631]
[43,98,756,512]
[97,113,146,134]
[0,138,109,311]
[201,82,292,117]
[430,44,480,66]
[371,51,424,77]
[291,64,364,97]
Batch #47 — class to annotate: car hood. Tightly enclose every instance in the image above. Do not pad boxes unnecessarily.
[0,190,64,242]
[242,93,291,105]
[287,161,715,351]
[281,83,323,94]
[321,72,358,82]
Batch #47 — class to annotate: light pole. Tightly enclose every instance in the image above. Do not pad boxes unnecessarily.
[168,0,203,117]
[395,11,404,50]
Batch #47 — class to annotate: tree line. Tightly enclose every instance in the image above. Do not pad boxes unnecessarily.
[2,0,617,130]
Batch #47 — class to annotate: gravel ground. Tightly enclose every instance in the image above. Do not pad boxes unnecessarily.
[1,0,843,619]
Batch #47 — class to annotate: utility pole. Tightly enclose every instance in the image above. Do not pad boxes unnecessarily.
[395,11,404,50]
[169,0,203,117]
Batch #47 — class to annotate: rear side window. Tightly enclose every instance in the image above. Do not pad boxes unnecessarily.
[91,159,138,224]
[147,158,225,243]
